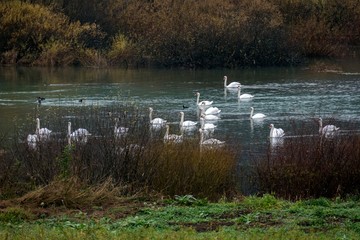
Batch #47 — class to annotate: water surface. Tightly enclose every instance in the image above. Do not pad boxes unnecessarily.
[1,65,360,162]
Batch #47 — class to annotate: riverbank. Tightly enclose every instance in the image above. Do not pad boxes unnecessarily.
[1,193,360,239]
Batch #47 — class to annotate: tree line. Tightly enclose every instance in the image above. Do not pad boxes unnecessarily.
[1,0,359,68]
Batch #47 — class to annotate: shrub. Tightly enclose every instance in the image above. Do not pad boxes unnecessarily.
[0,1,105,66]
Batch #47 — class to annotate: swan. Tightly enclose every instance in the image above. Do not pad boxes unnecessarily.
[114,118,129,138]
[179,112,197,127]
[204,106,221,115]
[27,118,51,148]
[237,86,254,99]
[200,113,220,121]
[269,124,285,138]
[27,134,38,149]
[149,107,167,125]
[199,128,225,146]
[250,107,266,119]
[195,92,213,107]
[67,122,91,144]
[318,117,339,138]
[35,118,52,141]
[163,124,183,143]
[200,117,216,130]
[224,76,241,88]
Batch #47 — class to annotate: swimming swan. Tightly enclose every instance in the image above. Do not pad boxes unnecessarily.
[318,117,339,138]
[196,92,213,107]
[149,107,167,125]
[114,118,129,138]
[224,76,241,88]
[199,128,225,146]
[200,117,216,130]
[269,124,285,138]
[179,111,197,127]
[67,122,91,144]
[204,106,221,115]
[36,118,52,141]
[27,118,52,148]
[250,107,266,119]
[200,113,220,121]
[237,86,254,99]
[163,124,183,143]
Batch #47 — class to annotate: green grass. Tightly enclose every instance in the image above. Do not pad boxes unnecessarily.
[1,195,360,239]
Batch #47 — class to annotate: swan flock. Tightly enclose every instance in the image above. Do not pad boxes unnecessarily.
[26,75,344,149]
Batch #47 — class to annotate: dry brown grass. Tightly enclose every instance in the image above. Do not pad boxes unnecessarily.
[16,177,125,209]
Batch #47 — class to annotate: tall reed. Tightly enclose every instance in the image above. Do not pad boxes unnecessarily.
[255,121,360,199]
[0,103,238,202]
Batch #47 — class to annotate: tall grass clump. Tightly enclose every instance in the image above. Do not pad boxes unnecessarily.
[256,121,360,199]
[0,103,239,204]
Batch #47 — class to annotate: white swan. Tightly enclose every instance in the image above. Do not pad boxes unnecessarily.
[199,129,225,146]
[35,118,52,141]
[196,92,213,107]
[163,124,183,143]
[200,113,220,121]
[149,107,167,125]
[179,112,197,127]
[237,86,254,99]
[27,134,38,149]
[114,118,129,138]
[200,117,216,130]
[224,76,241,88]
[67,122,91,144]
[250,107,266,119]
[269,124,285,138]
[204,106,221,115]
[27,118,51,149]
[318,117,339,138]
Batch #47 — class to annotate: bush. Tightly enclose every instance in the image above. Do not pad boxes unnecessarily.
[0,1,105,66]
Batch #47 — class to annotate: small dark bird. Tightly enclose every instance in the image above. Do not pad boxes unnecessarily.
[79,99,84,103]
[182,105,189,109]
[37,97,45,104]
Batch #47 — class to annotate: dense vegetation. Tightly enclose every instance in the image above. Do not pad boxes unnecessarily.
[1,0,360,68]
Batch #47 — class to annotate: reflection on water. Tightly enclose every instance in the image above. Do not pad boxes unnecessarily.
[1,66,360,192]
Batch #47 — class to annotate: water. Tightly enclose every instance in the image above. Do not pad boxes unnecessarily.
[1,66,360,159]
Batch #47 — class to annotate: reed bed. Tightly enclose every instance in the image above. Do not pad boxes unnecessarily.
[0,103,238,203]
[256,120,360,200]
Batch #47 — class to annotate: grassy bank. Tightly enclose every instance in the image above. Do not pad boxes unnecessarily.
[1,194,360,239]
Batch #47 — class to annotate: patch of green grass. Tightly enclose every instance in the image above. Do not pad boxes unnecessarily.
[0,207,34,223]
[2,195,360,239]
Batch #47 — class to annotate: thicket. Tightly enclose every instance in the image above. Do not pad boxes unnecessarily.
[1,0,360,68]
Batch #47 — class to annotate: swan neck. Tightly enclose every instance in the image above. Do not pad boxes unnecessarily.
[319,119,323,133]
[196,93,200,104]
[149,110,153,122]
[237,88,241,98]
[270,126,274,137]
[250,108,253,118]
[165,126,169,138]
[180,113,184,125]
[224,78,227,87]
[67,122,71,145]
[36,118,40,134]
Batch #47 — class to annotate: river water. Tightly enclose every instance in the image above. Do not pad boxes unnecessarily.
[1,64,360,189]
